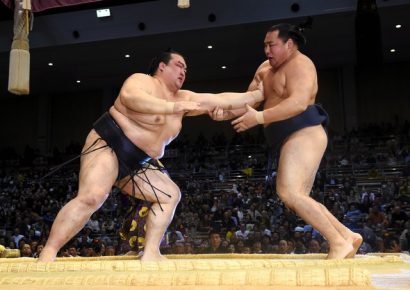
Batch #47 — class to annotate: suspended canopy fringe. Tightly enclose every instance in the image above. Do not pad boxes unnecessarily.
[3,0,104,95]
[8,0,32,95]
[0,0,103,12]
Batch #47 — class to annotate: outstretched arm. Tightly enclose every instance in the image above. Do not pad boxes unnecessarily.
[207,60,270,121]
[183,88,263,116]
[209,107,247,121]
[248,60,270,91]
[119,73,201,114]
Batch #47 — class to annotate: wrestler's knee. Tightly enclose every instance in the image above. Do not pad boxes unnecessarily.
[166,183,181,206]
[317,202,328,211]
[76,190,108,211]
[276,189,297,211]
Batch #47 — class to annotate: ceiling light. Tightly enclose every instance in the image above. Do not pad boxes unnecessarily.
[48,62,53,66]
[395,24,402,29]
[96,8,110,18]
[125,54,130,58]
[390,49,396,53]
[76,80,81,83]
[207,45,213,49]
[221,65,227,69]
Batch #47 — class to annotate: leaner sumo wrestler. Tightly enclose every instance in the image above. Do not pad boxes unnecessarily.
[38,50,263,262]
[211,24,363,259]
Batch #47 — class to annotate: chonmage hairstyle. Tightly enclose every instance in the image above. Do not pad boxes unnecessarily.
[147,49,185,76]
[268,23,307,47]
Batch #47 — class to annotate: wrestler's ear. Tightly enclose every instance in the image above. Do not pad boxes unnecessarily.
[158,61,166,72]
[287,38,294,49]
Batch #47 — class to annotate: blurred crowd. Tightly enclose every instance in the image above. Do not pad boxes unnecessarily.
[0,121,409,258]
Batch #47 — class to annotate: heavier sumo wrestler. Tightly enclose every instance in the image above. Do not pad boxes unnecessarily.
[39,50,263,262]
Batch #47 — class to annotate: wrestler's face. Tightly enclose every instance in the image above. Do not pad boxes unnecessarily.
[163,53,187,89]
[264,30,290,69]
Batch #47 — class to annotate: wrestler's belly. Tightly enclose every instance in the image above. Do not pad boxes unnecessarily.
[108,107,179,159]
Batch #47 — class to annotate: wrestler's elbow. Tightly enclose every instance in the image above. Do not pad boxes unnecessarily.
[290,98,308,114]
[119,88,132,105]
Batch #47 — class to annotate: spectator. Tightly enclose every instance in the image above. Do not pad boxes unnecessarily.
[235,223,250,240]
[368,206,389,229]
[203,231,224,254]
[307,239,321,253]
[68,245,79,257]
[105,245,116,256]
[20,243,33,258]
[11,227,25,246]
[390,206,408,229]
[277,239,288,254]
[33,244,44,258]
[399,220,410,251]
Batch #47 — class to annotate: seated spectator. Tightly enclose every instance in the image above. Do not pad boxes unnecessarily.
[105,245,116,256]
[307,239,321,254]
[385,237,407,254]
[261,234,273,253]
[241,246,251,254]
[320,241,329,254]
[101,218,115,234]
[251,241,263,254]
[368,206,389,229]
[277,239,288,254]
[11,227,25,247]
[184,242,194,254]
[235,223,250,240]
[390,206,408,230]
[85,214,100,233]
[68,245,79,257]
[225,225,237,242]
[344,203,364,230]
[33,243,44,258]
[235,239,245,254]
[399,221,410,251]
[293,238,307,254]
[293,226,305,240]
[166,230,185,246]
[20,243,33,258]
[171,243,186,254]
[203,231,225,254]
[30,240,39,256]
[227,243,236,254]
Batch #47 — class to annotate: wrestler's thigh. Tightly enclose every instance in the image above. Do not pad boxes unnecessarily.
[118,166,180,204]
[78,130,119,199]
[276,125,327,196]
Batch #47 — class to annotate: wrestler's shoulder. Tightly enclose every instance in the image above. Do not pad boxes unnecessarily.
[294,53,315,67]
[122,73,156,90]
[126,73,154,81]
[257,60,271,70]
[285,54,316,75]
[176,89,194,100]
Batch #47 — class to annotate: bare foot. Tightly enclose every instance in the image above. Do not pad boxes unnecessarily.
[346,233,363,259]
[37,255,55,262]
[37,248,56,262]
[326,242,354,259]
[124,251,139,256]
[140,253,167,262]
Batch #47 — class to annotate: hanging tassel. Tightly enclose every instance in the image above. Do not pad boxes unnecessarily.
[177,0,190,9]
[8,0,32,95]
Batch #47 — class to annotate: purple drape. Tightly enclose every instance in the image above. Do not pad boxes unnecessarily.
[1,0,103,12]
